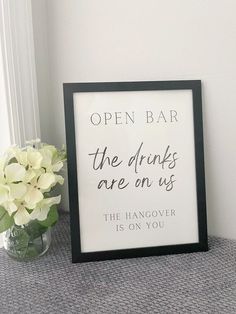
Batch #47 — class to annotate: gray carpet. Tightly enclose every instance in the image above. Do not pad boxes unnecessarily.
[0,213,236,314]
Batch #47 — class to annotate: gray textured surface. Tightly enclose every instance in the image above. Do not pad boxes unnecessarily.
[0,213,236,314]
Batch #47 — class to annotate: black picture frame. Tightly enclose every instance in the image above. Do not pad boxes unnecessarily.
[63,80,208,263]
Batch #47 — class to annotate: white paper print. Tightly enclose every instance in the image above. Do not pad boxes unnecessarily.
[73,90,199,252]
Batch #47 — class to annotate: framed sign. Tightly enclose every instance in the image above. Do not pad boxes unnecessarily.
[63,80,208,263]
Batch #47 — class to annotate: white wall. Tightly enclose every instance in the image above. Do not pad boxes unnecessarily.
[0,32,11,248]
[32,0,236,240]
[0,41,11,153]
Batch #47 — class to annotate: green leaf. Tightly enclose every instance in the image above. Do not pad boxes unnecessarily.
[24,245,39,258]
[38,205,58,228]
[24,220,48,240]
[0,206,14,233]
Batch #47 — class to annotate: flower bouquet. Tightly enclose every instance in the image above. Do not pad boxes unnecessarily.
[0,140,66,261]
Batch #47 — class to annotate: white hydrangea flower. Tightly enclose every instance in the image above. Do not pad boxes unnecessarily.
[24,172,56,208]
[5,163,26,183]
[40,145,64,173]
[0,163,28,216]
[0,184,10,204]
[10,146,43,170]
[12,147,28,167]
[0,141,66,227]
[30,195,61,221]
[27,149,43,170]
[13,201,31,225]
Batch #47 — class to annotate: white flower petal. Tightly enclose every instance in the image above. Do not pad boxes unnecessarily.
[52,161,63,172]
[30,175,39,186]
[43,145,57,159]
[31,195,61,221]
[0,161,4,172]
[26,202,36,210]
[5,163,26,183]
[55,175,64,185]
[3,201,17,215]
[39,148,53,168]
[0,184,10,204]
[25,187,44,206]
[30,207,49,221]
[9,183,27,200]
[40,195,61,207]
[0,170,5,184]
[27,151,42,169]
[14,206,31,226]
[0,148,15,170]
[0,156,7,172]
[16,150,28,166]
[23,169,36,183]
[37,173,55,190]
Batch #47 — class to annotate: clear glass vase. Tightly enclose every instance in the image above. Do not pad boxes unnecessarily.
[3,220,51,261]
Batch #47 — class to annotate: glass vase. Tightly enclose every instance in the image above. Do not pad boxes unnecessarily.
[3,220,51,261]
